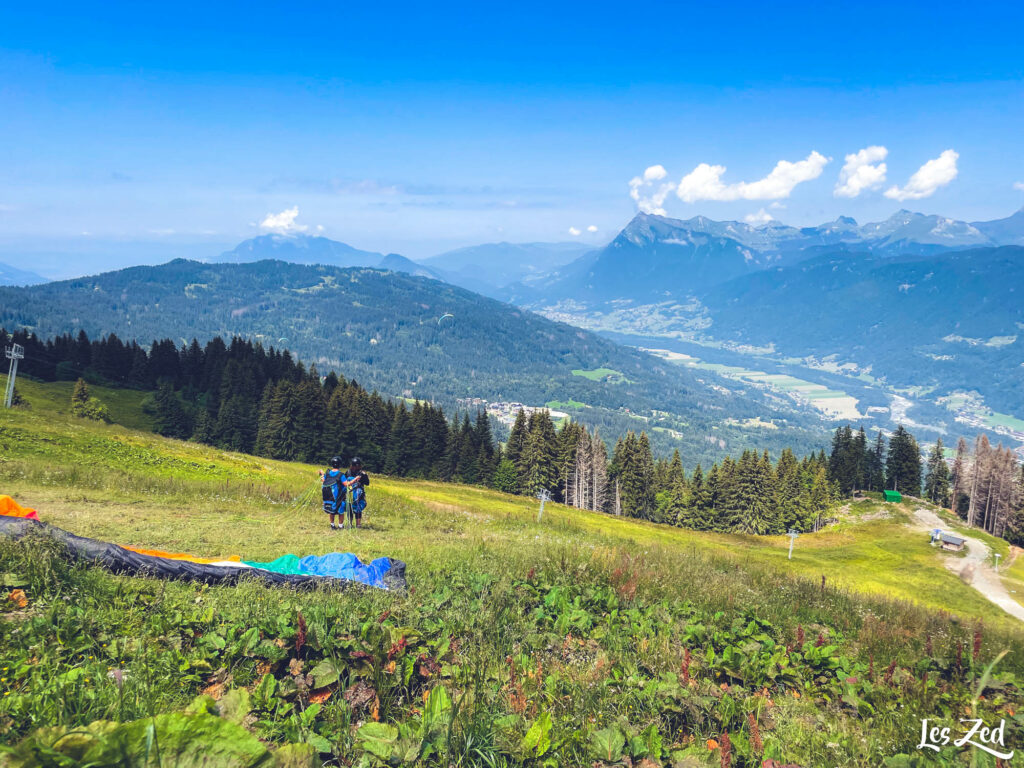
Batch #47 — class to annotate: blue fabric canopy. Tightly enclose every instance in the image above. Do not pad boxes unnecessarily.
[296,553,394,588]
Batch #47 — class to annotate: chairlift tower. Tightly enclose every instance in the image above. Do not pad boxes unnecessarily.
[4,343,24,409]
[537,488,552,523]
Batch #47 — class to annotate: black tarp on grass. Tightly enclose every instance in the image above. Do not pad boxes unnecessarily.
[0,517,407,591]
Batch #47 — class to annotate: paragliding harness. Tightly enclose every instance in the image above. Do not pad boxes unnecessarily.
[322,470,367,527]
[322,470,345,518]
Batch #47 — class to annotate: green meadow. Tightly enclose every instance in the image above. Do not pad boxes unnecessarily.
[1,378,1022,766]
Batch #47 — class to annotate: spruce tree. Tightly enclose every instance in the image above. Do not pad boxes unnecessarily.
[152,381,192,439]
[520,411,559,496]
[924,439,952,506]
[950,437,970,517]
[505,409,528,469]
[384,405,416,476]
[667,449,686,488]
[886,425,922,495]
[70,378,90,416]
[733,450,780,534]
[492,458,518,495]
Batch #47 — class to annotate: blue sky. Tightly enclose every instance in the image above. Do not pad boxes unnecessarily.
[2,1,1023,276]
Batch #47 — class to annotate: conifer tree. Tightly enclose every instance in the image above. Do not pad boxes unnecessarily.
[520,411,559,495]
[152,381,192,439]
[667,449,686,488]
[505,409,528,469]
[924,438,952,506]
[384,405,416,476]
[492,458,518,495]
[886,425,922,495]
[70,378,90,415]
[950,437,970,517]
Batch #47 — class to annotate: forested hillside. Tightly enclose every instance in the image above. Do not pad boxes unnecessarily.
[702,246,1024,413]
[0,259,826,464]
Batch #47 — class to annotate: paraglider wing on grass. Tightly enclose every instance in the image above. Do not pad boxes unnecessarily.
[0,517,407,591]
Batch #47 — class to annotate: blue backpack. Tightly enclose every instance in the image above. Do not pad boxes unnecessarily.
[322,470,343,512]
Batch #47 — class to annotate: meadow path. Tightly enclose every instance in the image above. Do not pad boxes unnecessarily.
[910,507,1024,623]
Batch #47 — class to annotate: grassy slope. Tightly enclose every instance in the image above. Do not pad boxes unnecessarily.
[3,380,1024,765]
[0,377,1018,630]
[1003,549,1024,608]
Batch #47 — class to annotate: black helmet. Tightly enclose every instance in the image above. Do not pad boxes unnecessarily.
[349,457,362,467]
[329,456,343,468]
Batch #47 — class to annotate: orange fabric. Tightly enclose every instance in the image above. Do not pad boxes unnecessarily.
[0,495,39,521]
[121,544,241,565]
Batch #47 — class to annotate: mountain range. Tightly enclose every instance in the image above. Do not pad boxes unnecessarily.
[0,258,826,463]
[0,261,46,287]
[506,209,1024,443]
[220,235,589,297]
[220,235,448,282]
[508,207,1024,305]
[418,241,590,295]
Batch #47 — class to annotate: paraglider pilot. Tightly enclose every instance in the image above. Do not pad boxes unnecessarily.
[320,457,370,530]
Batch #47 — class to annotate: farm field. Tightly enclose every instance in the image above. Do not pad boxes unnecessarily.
[643,350,864,422]
[1,379,1022,766]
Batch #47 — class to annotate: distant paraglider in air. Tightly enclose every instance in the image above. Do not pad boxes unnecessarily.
[437,313,454,326]
[278,337,289,345]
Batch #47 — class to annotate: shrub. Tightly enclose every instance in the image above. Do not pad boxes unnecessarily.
[70,378,111,422]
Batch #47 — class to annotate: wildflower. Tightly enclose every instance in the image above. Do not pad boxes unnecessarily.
[296,611,307,656]
[720,732,732,768]
[797,625,804,646]
[973,625,983,662]
[884,660,897,684]
[107,669,125,690]
[681,648,691,685]
[815,633,825,647]
[748,712,762,754]
[706,739,718,750]
[868,654,875,682]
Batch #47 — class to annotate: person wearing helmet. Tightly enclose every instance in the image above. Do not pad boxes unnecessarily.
[340,457,370,528]
[320,456,347,529]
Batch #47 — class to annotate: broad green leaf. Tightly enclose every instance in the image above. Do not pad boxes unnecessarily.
[423,685,452,723]
[217,688,252,725]
[357,722,399,760]
[272,743,317,768]
[589,726,624,762]
[305,733,333,754]
[5,712,276,767]
[310,659,341,689]
[521,711,552,757]
[254,673,278,708]
[0,573,27,587]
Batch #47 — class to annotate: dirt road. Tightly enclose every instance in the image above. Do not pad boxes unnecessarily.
[910,507,1024,623]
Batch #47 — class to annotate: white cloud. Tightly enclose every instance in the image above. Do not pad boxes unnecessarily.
[568,226,582,236]
[259,206,309,234]
[834,146,888,198]
[884,150,959,201]
[642,164,667,182]
[675,151,829,202]
[1014,181,1024,191]
[587,224,598,233]
[769,201,786,210]
[629,164,677,215]
[744,208,774,225]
